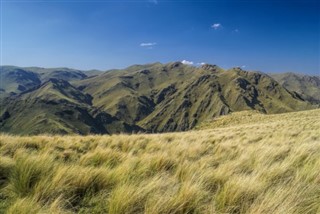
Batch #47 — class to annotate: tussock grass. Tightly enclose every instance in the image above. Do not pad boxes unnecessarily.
[0,109,319,213]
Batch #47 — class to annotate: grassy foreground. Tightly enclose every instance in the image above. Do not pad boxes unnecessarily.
[0,109,319,214]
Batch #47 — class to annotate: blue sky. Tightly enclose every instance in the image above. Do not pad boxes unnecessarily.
[1,0,319,74]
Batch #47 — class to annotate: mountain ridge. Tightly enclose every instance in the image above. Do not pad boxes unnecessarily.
[0,63,318,135]
[269,72,320,104]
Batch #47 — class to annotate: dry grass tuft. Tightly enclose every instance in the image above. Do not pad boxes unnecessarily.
[0,109,319,213]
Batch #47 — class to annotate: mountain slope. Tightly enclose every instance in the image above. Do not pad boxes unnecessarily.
[0,66,41,97]
[76,63,314,132]
[0,63,317,134]
[270,72,320,104]
[0,79,142,135]
[0,66,100,96]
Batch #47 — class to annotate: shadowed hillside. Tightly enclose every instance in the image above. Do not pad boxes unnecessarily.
[0,66,101,97]
[270,72,320,104]
[0,78,142,135]
[0,63,317,135]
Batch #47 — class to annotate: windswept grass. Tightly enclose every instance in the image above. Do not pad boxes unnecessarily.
[0,109,319,213]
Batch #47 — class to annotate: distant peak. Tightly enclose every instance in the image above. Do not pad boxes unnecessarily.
[233,66,244,70]
[168,61,183,69]
[201,63,217,70]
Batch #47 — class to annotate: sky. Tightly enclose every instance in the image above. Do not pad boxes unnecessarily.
[1,0,319,74]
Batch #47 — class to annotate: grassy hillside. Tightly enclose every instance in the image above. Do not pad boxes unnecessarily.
[1,64,317,135]
[270,72,320,104]
[0,109,319,213]
[0,78,141,135]
[0,66,97,98]
[0,66,41,97]
[75,62,314,132]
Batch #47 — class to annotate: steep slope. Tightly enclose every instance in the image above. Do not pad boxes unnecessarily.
[24,67,89,82]
[139,67,312,132]
[1,63,317,134]
[74,62,178,124]
[0,79,142,135]
[0,66,91,97]
[270,72,320,104]
[0,66,41,97]
[76,62,314,132]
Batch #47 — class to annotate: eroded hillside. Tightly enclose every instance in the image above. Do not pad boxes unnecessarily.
[0,63,317,134]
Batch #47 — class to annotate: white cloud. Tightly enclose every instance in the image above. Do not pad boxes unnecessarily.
[181,60,194,65]
[211,23,222,30]
[197,62,206,66]
[140,42,157,47]
[236,65,246,69]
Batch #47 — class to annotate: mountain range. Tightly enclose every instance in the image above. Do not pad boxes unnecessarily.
[0,63,319,135]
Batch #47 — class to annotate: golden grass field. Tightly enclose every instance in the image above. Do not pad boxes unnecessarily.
[0,109,319,214]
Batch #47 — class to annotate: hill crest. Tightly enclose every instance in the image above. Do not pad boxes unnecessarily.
[0,63,317,135]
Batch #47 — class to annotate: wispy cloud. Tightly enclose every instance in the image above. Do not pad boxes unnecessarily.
[181,60,194,65]
[197,62,206,66]
[211,23,222,30]
[140,42,157,47]
[236,65,246,69]
[148,0,158,4]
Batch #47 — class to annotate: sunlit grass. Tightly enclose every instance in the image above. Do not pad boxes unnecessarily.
[0,109,319,213]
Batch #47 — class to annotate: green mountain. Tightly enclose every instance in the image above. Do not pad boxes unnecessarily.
[76,62,313,132]
[0,78,142,135]
[0,66,41,97]
[269,72,320,104]
[0,63,317,135]
[0,66,102,98]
